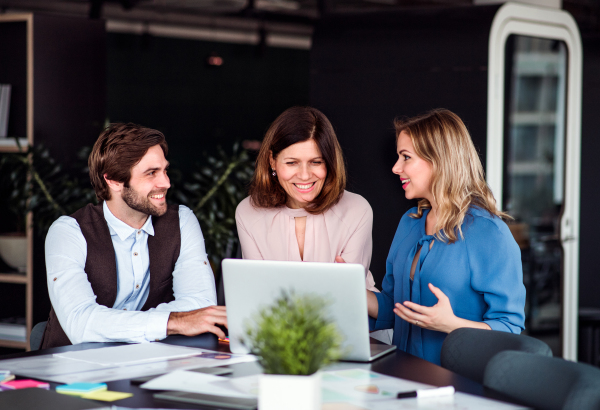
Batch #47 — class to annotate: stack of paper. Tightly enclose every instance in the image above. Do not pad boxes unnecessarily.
[0,370,14,383]
[56,382,107,396]
[0,322,26,343]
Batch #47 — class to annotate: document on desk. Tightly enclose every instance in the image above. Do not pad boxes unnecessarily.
[141,370,256,398]
[0,346,257,384]
[53,343,202,366]
[320,369,530,410]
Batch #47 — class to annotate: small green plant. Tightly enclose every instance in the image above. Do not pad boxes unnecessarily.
[243,291,343,376]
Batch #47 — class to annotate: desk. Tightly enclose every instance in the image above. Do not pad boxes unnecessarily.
[0,335,521,409]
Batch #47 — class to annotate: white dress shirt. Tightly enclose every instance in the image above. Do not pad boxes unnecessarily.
[45,201,217,344]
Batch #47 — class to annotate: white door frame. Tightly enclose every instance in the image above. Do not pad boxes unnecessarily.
[486,2,582,361]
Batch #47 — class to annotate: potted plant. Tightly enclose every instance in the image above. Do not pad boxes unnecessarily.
[243,291,343,410]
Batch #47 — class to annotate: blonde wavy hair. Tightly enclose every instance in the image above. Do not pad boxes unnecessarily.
[395,109,509,243]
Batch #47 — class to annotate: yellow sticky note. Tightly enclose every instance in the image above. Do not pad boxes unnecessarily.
[81,390,133,402]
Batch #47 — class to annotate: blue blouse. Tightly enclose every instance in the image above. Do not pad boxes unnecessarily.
[369,207,526,365]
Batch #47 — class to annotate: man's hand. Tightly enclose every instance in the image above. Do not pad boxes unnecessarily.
[167,305,228,339]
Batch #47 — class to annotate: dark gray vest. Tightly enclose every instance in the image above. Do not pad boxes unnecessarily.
[41,203,181,349]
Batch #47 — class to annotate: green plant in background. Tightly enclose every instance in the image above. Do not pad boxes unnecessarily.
[173,142,254,268]
[243,291,343,375]
[0,141,95,234]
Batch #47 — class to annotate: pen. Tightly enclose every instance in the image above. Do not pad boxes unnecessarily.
[397,386,455,399]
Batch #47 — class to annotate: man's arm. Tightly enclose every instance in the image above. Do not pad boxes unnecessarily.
[149,206,217,313]
[150,205,227,338]
[46,217,172,344]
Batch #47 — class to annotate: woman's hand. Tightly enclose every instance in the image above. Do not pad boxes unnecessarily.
[393,283,459,334]
[394,283,491,333]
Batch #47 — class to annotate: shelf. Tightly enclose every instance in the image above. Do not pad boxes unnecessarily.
[0,273,28,284]
[0,138,28,153]
[0,339,27,349]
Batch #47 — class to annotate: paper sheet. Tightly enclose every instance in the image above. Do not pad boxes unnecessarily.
[0,348,256,384]
[141,370,255,398]
[211,374,259,396]
[54,343,201,366]
[320,369,530,410]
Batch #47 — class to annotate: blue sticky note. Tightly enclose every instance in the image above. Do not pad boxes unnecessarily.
[56,382,107,395]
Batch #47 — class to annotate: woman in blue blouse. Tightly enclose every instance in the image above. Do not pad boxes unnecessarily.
[358,109,525,365]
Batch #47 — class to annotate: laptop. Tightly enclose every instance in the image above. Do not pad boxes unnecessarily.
[222,259,396,362]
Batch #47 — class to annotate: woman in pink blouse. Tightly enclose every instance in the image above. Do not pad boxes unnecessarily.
[235,106,378,292]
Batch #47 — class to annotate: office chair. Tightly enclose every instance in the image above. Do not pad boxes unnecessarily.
[484,350,600,410]
[29,321,47,351]
[440,328,552,383]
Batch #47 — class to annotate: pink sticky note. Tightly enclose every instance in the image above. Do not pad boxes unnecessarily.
[0,379,50,390]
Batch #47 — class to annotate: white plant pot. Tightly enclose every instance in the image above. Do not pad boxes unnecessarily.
[259,373,321,410]
[0,234,27,272]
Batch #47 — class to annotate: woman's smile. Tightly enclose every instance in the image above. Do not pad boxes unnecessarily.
[293,182,316,192]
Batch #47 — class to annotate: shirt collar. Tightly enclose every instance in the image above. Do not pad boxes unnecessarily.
[102,201,155,240]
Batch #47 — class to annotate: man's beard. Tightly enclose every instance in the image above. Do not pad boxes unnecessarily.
[121,185,167,217]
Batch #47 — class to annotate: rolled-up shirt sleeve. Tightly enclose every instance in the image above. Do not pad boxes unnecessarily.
[466,218,526,333]
[150,206,217,313]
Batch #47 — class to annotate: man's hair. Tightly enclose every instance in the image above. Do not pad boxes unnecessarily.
[89,123,168,202]
[248,106,347,214]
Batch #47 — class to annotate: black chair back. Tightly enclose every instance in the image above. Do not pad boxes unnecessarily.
[29,321,47,351]
[484,351,600,410]
[440,328,552,383]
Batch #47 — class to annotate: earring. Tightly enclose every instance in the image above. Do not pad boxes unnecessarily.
[272,169,276,177]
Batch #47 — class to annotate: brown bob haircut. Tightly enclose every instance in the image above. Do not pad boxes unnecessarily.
[249,106,346,214]
[89,123,168,202]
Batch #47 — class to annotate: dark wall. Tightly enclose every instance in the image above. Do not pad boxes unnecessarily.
[310,6,498,283]
[32,15,107,325]
[106,33,310,173]
[578,33,600,309]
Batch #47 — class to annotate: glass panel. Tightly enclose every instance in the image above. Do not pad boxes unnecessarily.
[503,35,567,356]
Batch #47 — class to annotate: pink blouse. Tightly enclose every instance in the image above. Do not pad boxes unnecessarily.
[235,191,377,291]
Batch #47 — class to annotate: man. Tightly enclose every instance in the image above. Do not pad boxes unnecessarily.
[40,123,227,348]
